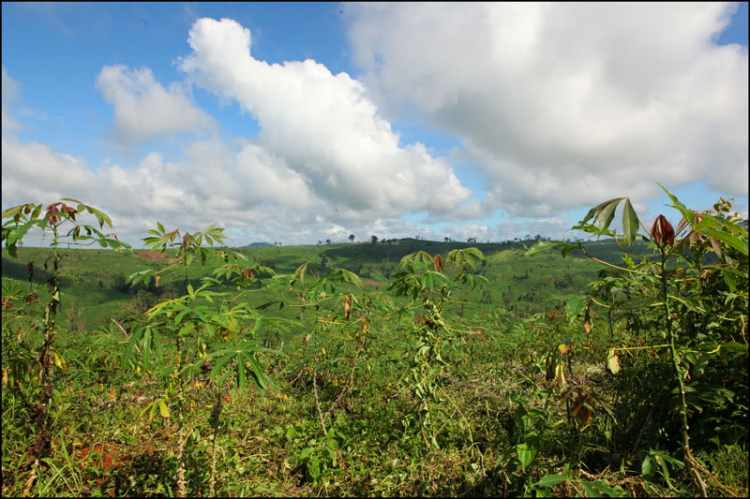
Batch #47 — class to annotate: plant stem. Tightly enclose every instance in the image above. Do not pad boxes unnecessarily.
[660,249,706,496]
[209,382,223,497]
[31,226,61,463]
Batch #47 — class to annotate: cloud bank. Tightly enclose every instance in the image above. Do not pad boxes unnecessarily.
[345,2,748,216]
[95,65,216,143]
[177,17,471,217]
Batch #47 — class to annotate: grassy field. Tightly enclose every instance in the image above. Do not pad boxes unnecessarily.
[2,235,747,497]
[1,238,630,333]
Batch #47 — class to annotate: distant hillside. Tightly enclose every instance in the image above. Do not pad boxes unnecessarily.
[243,242,273,248]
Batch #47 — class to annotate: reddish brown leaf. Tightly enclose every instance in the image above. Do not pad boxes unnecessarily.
[241,267,255,279]
[433,254,444,272]
[23,292,38,306]
[60,204,76,221]
[343,294,352,320]
[708,236,722,258]
[46,205,62,226]
[650,215,674,247]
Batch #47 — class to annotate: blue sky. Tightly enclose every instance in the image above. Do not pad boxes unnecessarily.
[2,2,748,247]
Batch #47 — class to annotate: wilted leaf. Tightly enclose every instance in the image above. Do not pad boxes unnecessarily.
[158,399,170,419]
[607,349,620,374]
[433,254,444,272]
[708,236,722,258]
[343,294,352,321]
[699,228,747,256]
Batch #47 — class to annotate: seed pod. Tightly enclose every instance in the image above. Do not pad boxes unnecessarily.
[650,215,675,248]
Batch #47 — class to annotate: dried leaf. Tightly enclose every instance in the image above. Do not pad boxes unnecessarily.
[343,294,352,320]
[708,236,722,258]
[433,254,444,272]
[607,348,620,374]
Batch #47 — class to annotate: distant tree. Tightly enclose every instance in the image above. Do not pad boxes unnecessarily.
[534,234,542,241]
[326,239,332,245]
[444,237,450,243]
[371,235,378,244]
[349,234,356,243]
[317,240,322,246]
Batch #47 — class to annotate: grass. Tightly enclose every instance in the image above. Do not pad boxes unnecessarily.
[2,237,746,497]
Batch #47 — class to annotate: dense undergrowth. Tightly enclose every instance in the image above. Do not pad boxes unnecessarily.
[2,189,748,497]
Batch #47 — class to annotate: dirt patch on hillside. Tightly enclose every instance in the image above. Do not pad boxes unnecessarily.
[137,251,168,261]
[362,280,384,287]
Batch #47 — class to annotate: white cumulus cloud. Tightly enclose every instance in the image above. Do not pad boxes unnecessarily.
[2,66,21,131]
[95,65,216,143]
[345,2,749,217]
[177,17,471,217]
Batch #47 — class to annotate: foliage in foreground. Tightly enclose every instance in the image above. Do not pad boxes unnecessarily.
[2,187,748,497]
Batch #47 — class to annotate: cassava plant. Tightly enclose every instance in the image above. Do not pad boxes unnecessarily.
[2,199,128,494]
[388,248,487,448]
[124,222,299,496]
[525,184,748,495]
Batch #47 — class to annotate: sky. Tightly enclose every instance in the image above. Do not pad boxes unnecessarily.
[2,2,748,248]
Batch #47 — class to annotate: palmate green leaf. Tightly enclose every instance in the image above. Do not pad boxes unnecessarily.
[327,268,362,286]
[121,325,144,372]
[641,454,654,479]
[448,247,485,268]
[461,247,485,259]
[142,400,157,422]
[209,351,236,380]
[86,205,113,229]
[582,480,624,497]
[522,240,572,257]
[400,250,433,267]
[516,442,538,472]
[237,351,247,391]
[158,399,170,419]
[597,199,621,235]
[532,474,570,488]
[722,269,737,292]
[462,273,489,291]
[697,228,748,256]
[246,354,267,391]
[421,271,449,290]
[657,183,686,212]
[293,262,310,283]
[621,198,640,246]
[581,198,619,225]
[565,296,585,319]
[182,347,234,376]
[1,205,24,220]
